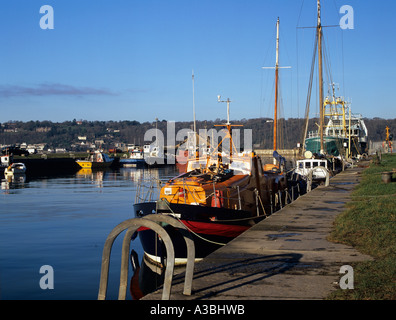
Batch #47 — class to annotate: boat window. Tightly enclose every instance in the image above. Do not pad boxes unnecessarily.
[313,162,319,167]
[305,162,311,168]
[230,160,251,175]
[186,159,208,171]
[298,162,304,169]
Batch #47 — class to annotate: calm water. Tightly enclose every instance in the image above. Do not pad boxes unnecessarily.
[0,166,178,300]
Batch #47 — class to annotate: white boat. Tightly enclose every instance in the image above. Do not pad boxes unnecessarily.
[120,149,145,167]
[4,162,27,176]
[143,144,165,166]
[294,155,329,181]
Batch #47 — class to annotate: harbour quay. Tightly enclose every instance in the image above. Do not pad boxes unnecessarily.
[142,163,372,300]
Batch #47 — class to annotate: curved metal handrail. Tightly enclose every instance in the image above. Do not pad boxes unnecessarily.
[98,218,175,300]
[142,214,195,296]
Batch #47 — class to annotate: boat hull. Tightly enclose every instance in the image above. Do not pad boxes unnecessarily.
[305,135,365,157]
[133,202,263,263]
[120,158,146,168]
[305,136,346,157]
[76,160,113,169]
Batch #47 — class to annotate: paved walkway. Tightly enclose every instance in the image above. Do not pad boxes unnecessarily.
[142,164,372,300]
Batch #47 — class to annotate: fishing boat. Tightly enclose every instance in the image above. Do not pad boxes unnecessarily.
[134,19,292,264]
[302,0,367,160]
[305,84,368,157]
[76,151,113,169]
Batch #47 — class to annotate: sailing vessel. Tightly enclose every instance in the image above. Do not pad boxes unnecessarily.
[133,19,293,264]
[134,117,288,264]
[303,0,368,159]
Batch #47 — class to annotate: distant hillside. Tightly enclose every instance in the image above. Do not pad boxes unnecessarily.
[1,117,395,151]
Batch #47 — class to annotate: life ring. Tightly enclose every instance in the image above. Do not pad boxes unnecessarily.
[98,157,103,162]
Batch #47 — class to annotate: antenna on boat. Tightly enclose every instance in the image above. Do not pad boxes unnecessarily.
[216,95,242,158]
[217,95,231,125]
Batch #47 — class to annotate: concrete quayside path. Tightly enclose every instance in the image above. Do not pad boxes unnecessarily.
[142,165,372,300]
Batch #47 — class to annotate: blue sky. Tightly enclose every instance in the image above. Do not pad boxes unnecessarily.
[0,0,395,123]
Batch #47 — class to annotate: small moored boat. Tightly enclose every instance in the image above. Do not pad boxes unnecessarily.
[76,151,113,169]
[120,149,145,167]
[4,162,26,176]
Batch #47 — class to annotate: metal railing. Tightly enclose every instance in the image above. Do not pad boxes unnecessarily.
[98,214,195,300]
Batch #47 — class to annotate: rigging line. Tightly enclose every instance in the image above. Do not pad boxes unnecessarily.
[302,32,318,148]
[260,22,277,119]
[297,25,339,29]
[336,38,346,102]
[296,0,305,28]
[158,200,227,246]
[295,23,305,120]
[278,27,294,120]
[322,32,334,89]
[277,80,287,150]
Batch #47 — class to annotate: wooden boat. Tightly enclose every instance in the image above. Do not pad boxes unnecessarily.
[135,139,287,264]
[76,151,113,169]
[133,18,300,264]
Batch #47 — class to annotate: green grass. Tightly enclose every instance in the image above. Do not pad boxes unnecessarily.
[328,154,396,300]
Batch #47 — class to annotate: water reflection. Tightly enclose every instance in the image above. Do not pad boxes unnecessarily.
[1,174,26,191]
[129,249,187,300]
[0,165,179,299]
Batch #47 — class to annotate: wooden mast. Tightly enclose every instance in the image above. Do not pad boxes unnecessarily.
[274,17,280,151]
[262,18,290,156]
[317,0,325,154]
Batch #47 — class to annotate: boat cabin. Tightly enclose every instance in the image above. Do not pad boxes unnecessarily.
[295,159,328,180]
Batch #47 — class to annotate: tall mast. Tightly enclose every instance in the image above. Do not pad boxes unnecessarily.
[274,17,280,151]
[317,0,325,154]
[192,70,196,133]
[262,18,290,153]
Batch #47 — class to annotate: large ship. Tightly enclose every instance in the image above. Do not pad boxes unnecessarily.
[305,85,368,157]
[302,1,368,159]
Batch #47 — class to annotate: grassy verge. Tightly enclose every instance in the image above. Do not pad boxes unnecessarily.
[327,153,396,300]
